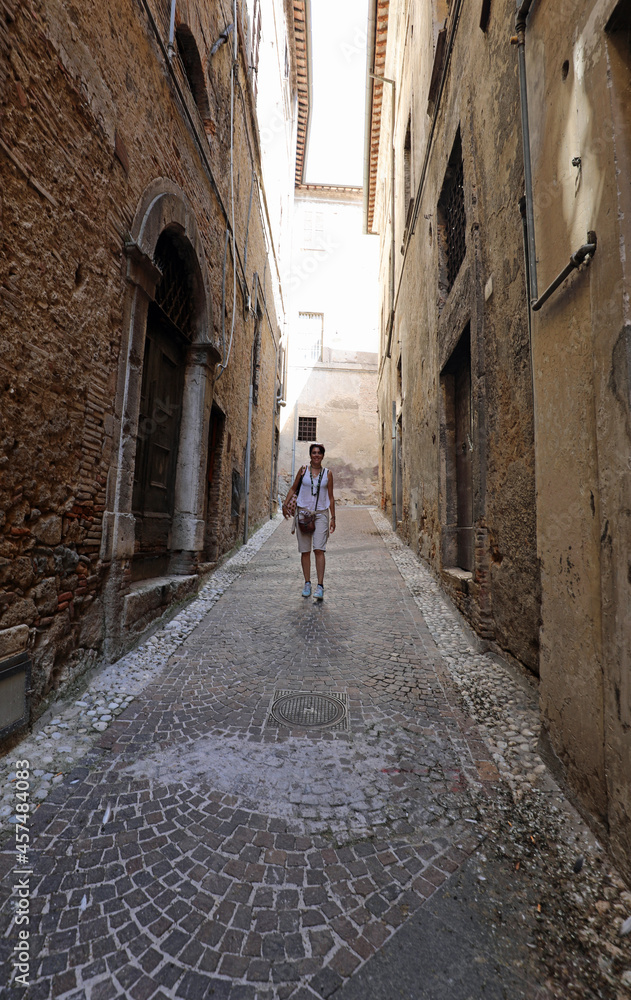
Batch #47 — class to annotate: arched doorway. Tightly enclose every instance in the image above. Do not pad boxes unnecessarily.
[104,180,221,656]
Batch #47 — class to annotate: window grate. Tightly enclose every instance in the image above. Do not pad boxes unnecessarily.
[439,134,466,293]
[298,416,317,442]
[295,312,323,363]
[154,235,194,338]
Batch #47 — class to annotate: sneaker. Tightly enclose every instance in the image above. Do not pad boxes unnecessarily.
[301,582,311,598]
[313,584,324,601]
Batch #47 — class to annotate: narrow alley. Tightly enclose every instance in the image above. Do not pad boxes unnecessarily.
[1,511,628,999]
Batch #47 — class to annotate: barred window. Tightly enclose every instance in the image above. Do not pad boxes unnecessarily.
[302,210,325,250]
[295,312,323,363]
[154,230,194,338]
[298,416,317,442]
[438,130,466,296]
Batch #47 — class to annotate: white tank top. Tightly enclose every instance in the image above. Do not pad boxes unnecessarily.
[296,467,330,511]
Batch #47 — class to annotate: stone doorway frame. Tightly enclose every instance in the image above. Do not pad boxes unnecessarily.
[102,180,220,656]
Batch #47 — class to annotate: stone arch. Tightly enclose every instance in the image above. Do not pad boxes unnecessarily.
[131,179,214,345]
[107,180,220,591]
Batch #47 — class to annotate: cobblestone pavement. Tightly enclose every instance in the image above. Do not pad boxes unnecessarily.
[1,510,629,999]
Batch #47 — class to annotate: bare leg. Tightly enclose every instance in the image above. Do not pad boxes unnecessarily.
[314,549,325,586]
[301,552,311,583]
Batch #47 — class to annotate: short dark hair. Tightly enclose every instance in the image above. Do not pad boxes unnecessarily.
[309,443,325,456]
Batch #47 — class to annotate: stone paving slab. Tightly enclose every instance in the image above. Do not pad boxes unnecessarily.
[0,508,607,998]
[331,843,554,1000]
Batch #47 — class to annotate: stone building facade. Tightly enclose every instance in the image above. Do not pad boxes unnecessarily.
[278,185,380,503]
[365,0,631,877]
[365,0,540,670]
[0,0,301,732]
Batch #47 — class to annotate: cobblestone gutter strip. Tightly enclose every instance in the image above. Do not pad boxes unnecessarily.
[371,510,631,1000]
[370,509,544,799]
[0,516,284,839]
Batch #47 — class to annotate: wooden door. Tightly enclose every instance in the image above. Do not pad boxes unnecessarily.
[132,304,185,574]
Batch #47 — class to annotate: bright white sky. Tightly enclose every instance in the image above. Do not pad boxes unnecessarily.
[304,0,368,186]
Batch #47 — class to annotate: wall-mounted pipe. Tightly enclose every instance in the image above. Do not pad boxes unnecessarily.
[391,400,397,531]
[168,0,177,61]
[243,382,254,543]
[513,3,538,301]
[532,236,597,312]
[210,22,234,58]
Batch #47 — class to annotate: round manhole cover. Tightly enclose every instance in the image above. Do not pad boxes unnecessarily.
[271,693,346,729]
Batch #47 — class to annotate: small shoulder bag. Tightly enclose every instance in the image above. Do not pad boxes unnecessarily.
[297,469,324,534]
[282,467,306,520]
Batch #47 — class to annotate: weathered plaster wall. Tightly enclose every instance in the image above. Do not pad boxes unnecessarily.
[527,0,631,875]
[0,0,287,714]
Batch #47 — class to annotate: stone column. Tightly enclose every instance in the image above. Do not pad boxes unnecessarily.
[169,342,219,574]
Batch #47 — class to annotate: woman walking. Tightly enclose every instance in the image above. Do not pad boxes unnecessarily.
[282,443,335,601]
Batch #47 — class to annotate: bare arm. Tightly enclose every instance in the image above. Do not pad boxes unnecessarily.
[328,472,336,533]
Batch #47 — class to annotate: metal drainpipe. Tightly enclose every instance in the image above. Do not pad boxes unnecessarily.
[168,0,177,60]
[370,70,398,527]
[513,0,538,302]
[391,400,397,531]
[291,405,298,483]
[269,288,281,520]
[519,196,536,401]
[243,382,254,544]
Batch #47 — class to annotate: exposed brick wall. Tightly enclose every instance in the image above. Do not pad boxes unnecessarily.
[0,0,287,715]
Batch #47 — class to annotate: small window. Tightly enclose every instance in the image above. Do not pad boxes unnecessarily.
[298,416,317,442]
[302,210,325,250]
[295,312,323,363]
[176,25,211,123]
[231,468,243,517]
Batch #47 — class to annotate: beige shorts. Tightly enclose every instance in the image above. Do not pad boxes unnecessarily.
[296,509,329,552]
